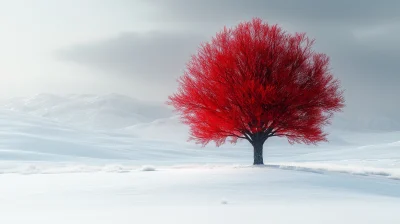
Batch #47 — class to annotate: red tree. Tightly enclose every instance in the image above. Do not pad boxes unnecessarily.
[168,18,344,165]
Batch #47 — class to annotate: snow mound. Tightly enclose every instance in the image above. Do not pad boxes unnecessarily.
[139,165,156,171]
[102,164,132,173]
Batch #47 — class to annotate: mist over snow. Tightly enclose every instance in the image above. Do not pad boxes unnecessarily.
[1,93,398,136]
[2,93,172,130]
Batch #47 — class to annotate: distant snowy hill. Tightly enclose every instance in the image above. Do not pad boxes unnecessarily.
[2,93,399,133]
[2,93,172,130]
[2,93,399,150]
[123,116,190,142]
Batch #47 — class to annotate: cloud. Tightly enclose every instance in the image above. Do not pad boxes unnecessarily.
[56,31,206,84]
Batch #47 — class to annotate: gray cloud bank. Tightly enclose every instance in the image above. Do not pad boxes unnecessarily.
[57,0,400,130]
[57,31,205,84]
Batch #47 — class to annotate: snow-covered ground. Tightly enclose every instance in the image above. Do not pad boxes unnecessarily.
[0,94,400,223]
[2,167,400,224]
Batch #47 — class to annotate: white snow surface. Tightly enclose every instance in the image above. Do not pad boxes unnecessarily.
[2,167,400,224]
[1,94,400,223]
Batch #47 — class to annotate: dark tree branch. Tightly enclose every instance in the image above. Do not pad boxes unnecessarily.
[243,132,253,144]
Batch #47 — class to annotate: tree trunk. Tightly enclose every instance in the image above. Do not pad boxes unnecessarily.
[253,141,264,165]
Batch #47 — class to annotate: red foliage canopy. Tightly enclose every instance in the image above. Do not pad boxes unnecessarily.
[168,18,344,147]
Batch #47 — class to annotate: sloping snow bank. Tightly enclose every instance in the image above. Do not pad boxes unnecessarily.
[265,162,400,180]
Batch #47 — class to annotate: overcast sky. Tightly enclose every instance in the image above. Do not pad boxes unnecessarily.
[0,0,399,122]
